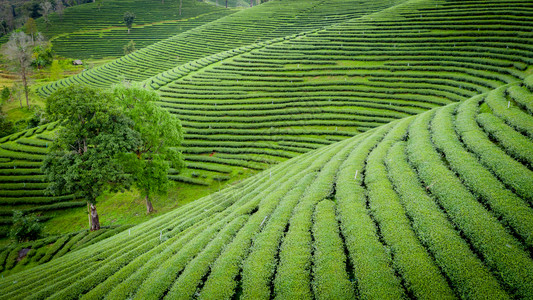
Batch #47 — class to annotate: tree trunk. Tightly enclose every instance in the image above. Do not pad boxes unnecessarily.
[127,28,130,34]
[179,0,182,16]
[225,0,228,8]
[21,66,30,108]
[90,204,100,231]
[145,195,154,214]
[87,202,91,229]
[250,0,253,7]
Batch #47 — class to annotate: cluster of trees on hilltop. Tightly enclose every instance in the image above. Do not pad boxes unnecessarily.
[0,0,85,37]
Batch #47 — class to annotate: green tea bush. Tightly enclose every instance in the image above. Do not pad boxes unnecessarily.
[386,141,506,299]
[408,110,533,299]
[9,211,42,243]
[455,94,533,202]
[432,104,533,247]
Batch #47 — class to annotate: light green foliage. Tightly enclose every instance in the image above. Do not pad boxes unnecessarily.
[274,139,353,299]
[31,43,54,69]
[311,200,354,299]
[2,87,533,297]
[408,109,533,299]
[365,117,454,299]
[455,93,533,203]
[477,112,533,167]
[241,173,315,300]
[113,84,184,210]
[49,60,61,81]
[335,124,405,300]
[32,0,533,179]
[507,85,533,114]
[386,141,506,299]
[432,104,533,247]
[485,86,533,138]
[199,144,338,300]
[164,216,249,299]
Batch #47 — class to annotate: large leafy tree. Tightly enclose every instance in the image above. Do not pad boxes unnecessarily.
[123,11,135,34]
[113,84,184,213]
[42,85,141,230]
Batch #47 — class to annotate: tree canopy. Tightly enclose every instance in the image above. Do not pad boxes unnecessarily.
[123,11,135,33]
[42,85,141,230]
[123,40,136,55]
[113,83,184,213]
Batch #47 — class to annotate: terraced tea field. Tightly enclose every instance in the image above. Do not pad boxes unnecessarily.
[0,225,130,276]
[36,0,533,171]
[0,120,253,236]
[38,0,408,94]
[1,0,532,297]
[0,122,87,236]
[44,0,237,59]
[1,75,532,299]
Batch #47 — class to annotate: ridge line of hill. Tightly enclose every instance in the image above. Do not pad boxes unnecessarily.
[1,74,532,297]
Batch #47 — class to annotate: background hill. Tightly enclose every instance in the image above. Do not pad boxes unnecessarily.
[36,0,238,59]
[38,0,408,93]
[1,75,532,298]
[1,0,532,240]
[40,0,533,177]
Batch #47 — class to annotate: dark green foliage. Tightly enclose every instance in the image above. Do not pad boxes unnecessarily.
[1,87,10,102]
[42,85,141,204]
[123,11,135,33]
[0,107,14,138]
[9,210,42,242]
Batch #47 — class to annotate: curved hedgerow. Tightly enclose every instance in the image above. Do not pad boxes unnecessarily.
[1,77,533,298]
[32,0,533,174]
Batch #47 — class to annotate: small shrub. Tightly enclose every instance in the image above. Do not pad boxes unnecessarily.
[10,211,43,242]
[212,175,230,182]
[1,87,10,103]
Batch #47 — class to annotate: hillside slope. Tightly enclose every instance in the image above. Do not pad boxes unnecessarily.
[4,0,532,238]
[40,0,237,59]
[1,76,532,299]
[38,0,408,95]
[0,119,257,237]
[40,0,533,171]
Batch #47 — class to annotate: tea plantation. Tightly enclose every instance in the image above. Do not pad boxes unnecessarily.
[0,0,532,297]
[37,0,533,169]
[1,76,532,298]
[0,225,131,276]
[38,0,408,93]
[41,0,238,59]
